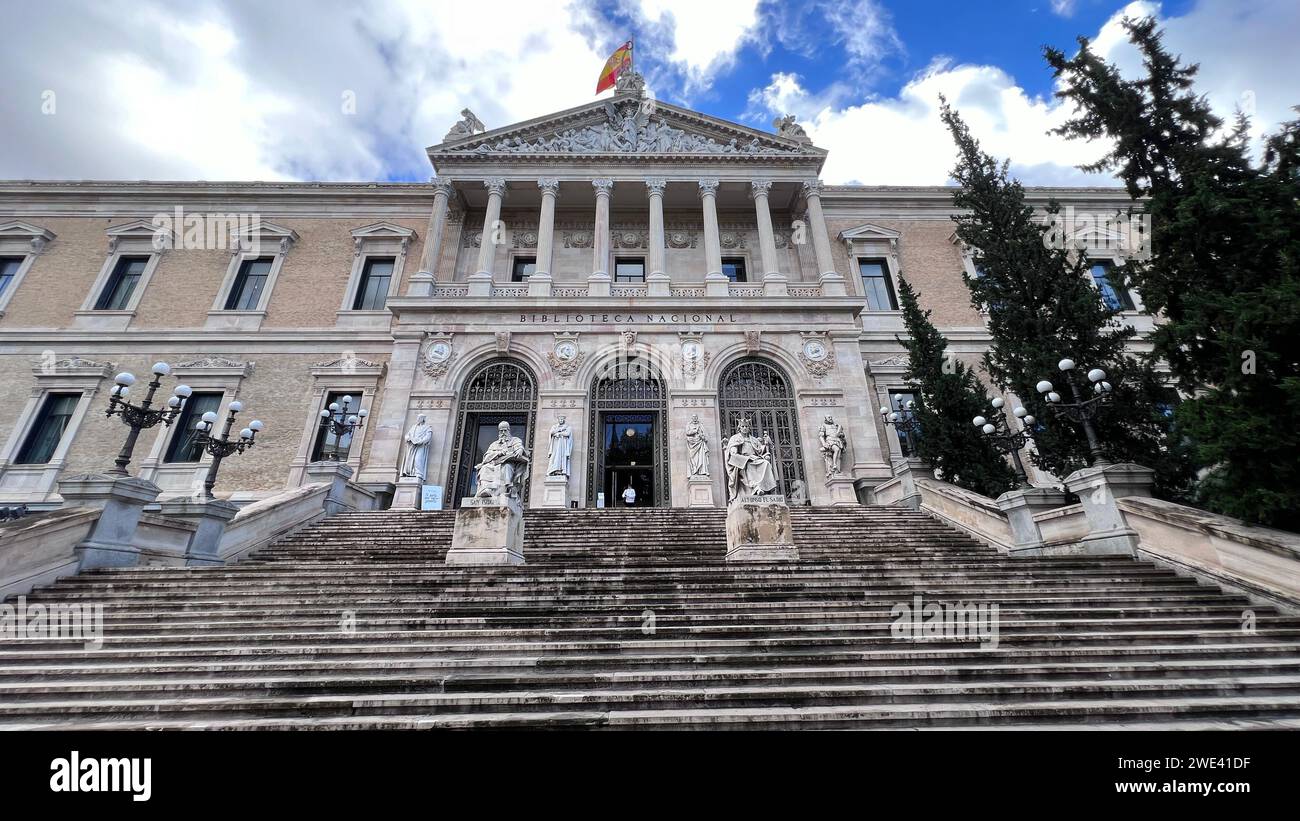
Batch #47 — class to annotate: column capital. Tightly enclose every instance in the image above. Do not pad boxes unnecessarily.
[592,178,614,195]
[645,177,668,196]
[431,176,455,196]
[484,178,508,197]
[697,179,720,198]
[749,179,773,199]
[537,177,560,195]
[802,179,825,198]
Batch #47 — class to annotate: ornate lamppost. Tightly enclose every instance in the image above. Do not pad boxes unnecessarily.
[105,362,192,477]
[879,394,923,444]
[1035,358,1113,465]
[973,396,1037,488]
[193,401,264,498]
[316,394,368,460]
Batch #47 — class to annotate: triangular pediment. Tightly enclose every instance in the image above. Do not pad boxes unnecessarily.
[841,223,901,242]
[429,93,822,161]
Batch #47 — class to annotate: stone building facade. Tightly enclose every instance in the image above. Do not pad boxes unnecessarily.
[0,78,1150,511]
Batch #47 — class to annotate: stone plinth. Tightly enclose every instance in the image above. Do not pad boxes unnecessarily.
[57,474,162,570]
[391,476,422,511]
[1063,462,1155,557]
[726,494,798,562]
[995,486,1068,553]
[304,461,356,516]
[888,458,930,510]
[825,476,859,506]
[159,497,240,566]
[687,475,715,508]
[541,474,569,508]
[447,496,525,565]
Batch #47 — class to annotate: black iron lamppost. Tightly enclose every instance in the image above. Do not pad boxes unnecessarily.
[973,396,1037,488]
[1035,358,1113,466]
[316,394,368,460]
[879,394,922,441]
[105,362,192,477]
[193,400,264,498]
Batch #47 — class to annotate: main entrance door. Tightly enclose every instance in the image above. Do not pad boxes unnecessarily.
[587,358,669,507]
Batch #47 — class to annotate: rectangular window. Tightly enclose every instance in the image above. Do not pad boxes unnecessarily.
[224,257,273,311]
[0,256,22,298]
[614,257,645,283]
[1090,261,1136,311]
[165,392,223,464]
[352,257,395,310]
[858,258,899,310]
[721,256,747,282]
[511,256,536,282]
[94,255,149,310]
[311,391,363,461]
[15,393,80,465]
[889,391,920,458]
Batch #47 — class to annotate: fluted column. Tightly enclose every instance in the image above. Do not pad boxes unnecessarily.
[588,178,613,296]
[750,179,786,296]
[409,177,453,296]
[470,177,506,296]
[699,179,728,297]
[646,177,669,296]
[802,179,846,296]
[531,177,558,297]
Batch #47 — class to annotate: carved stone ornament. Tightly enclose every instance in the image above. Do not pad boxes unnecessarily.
[563,230,594,249]
[799,332,836,378]
[666,229,698,249]
[546,332,586,382]
[443,109,486,143]
[420,333,455,379]
[679,333,711,379]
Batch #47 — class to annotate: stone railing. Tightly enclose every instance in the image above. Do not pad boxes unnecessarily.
[426,282,827,299]
[0,508,99,599]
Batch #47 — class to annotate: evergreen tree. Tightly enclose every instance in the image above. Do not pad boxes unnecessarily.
[895,275,1017,498]
[1046,17,1300,529]
[938,98,1190,497]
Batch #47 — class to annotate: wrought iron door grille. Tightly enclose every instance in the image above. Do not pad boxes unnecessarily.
[718,358,807,499]
[447,359,537,506]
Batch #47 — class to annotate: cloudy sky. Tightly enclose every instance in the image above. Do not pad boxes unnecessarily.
[1,0,1295,186]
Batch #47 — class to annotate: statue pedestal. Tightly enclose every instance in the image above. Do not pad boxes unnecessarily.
[447,496,525,566]
[825,476,859,506]
[541,474,568,508]
[390,476,422,511]
[687,475,715,508]
[726,494,799,562]
[57,474,161,570]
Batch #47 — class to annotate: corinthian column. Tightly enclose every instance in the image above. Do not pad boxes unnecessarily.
[589,178,613,297]
[750,179,786,296]
[531,177,558,297]
[802,179,846,296]
[645,177,669,296]
[409,177,453,297]
[469,177,506,296]
[699,179,728,297]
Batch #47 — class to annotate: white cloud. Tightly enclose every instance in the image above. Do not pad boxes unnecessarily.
[1050,0,1079,17]
[638,0,762,91]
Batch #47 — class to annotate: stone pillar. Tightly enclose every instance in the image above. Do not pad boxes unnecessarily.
[995,487,1069,553]
[802,179,846,296]
[57,474,161,570]
[448,496,525,565]
[408,177,453,297]
[530,177,558,297]
[886,457,929,509]
[588,178,613,296]
[1063,462,1155,556]
[750,179,786,296]
[357,330,421,489]
[469,177,506,296]
[726,494,799,562]
[158,497,240,566]
[699,179,728,297]
[646,177,670,297]
[305,461,362,516]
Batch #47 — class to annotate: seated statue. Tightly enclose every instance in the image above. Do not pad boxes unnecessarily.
[473,421,530,501]
[725,418,779,502]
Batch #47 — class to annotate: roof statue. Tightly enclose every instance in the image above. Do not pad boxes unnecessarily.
[443,109,487,143]
[773,114,810,144]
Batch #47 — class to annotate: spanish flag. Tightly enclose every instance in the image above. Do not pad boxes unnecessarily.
[596,40,633,94]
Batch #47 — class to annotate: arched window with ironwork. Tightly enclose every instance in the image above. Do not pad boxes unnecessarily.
[717,357,808,502]
[447,358,537,506]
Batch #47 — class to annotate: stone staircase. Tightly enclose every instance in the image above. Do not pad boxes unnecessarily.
[2,506,1300,729]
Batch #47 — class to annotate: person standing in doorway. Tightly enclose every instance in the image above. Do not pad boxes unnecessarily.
[622,484,637,507]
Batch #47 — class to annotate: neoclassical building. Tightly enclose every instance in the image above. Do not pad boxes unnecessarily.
[0,75,1147,512]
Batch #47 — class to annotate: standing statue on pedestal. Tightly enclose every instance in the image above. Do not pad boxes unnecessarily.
[473,421,529,501]
[400,414,433,482]
[547,415,573,477]
[685,413,710,477]
[725,418,779,502]
[818,415,847,478]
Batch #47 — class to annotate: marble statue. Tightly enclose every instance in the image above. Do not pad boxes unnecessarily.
[443,108,486,142]
[818,415,847,478]
[547,415,573,477]
[725,418,779,502]
[399,414,432,482]
[473,421,529,501]
[685,413,710,477]
[773,113,810,142]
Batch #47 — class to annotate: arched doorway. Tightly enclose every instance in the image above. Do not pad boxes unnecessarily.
[718,357,808,502]
[447,358,537,506]
[587,356,669,507]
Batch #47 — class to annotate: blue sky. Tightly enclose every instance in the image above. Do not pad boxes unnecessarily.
[0,0,1293,186]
